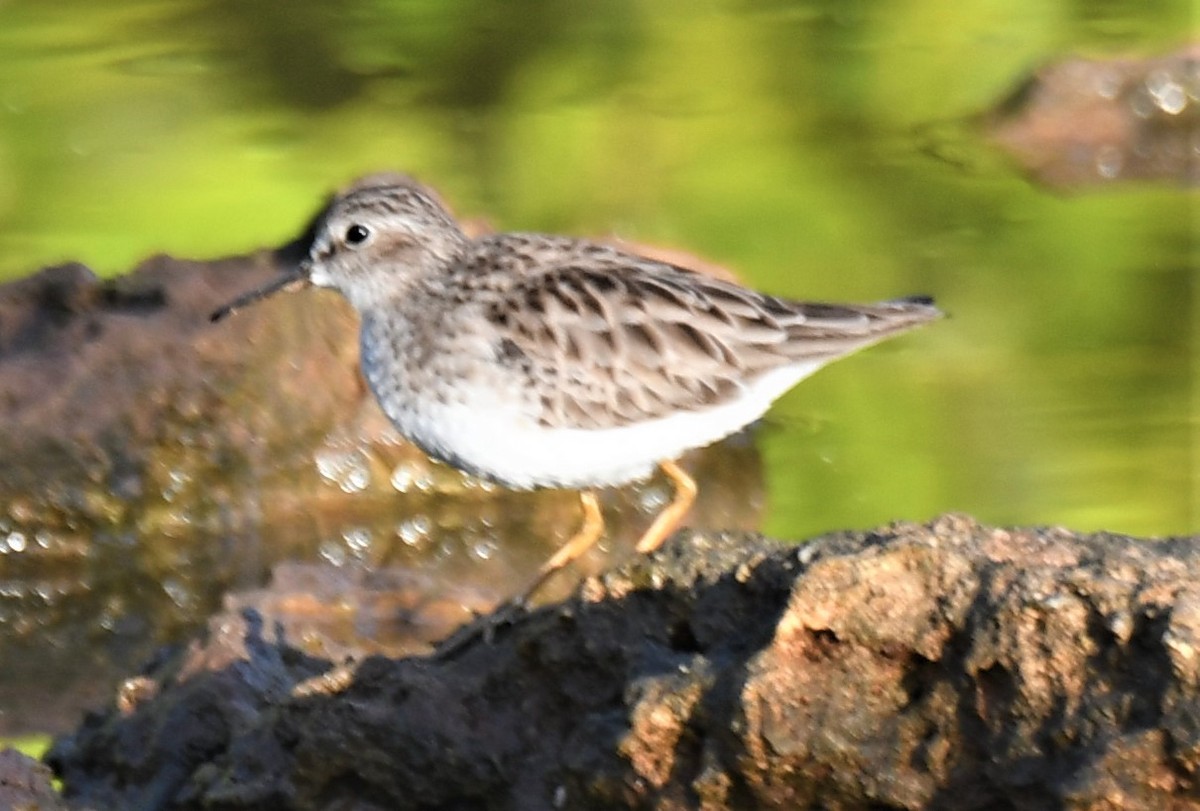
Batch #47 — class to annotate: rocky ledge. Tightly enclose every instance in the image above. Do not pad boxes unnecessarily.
[47,514,1200,810]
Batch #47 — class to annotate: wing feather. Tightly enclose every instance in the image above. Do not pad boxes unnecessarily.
[477,241,938,430]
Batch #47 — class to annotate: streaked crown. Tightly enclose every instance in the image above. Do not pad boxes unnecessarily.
[304,175,468,308]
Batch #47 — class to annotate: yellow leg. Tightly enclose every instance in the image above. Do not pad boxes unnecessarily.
[513,490,605,605]
[434,491,604,659]
[634,459,697,553]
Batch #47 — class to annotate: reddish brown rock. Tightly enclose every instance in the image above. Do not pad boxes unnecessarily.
[0,244,371,735]
[47,516,1200,810]
[986,44,1200,188]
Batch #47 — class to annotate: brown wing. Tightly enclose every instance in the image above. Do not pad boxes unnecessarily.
[482,252,939,430]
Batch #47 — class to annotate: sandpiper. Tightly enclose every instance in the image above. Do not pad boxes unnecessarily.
[212,175,941,650]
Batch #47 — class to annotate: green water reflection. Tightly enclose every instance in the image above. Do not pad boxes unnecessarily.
[0,1,1194,737]
[0,0,1191,533]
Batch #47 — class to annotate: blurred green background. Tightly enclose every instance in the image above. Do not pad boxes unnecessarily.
[0,0,1195,743]
[0,0,1192,535]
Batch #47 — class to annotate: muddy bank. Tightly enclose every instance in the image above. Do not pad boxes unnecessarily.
[48,515,1200,810]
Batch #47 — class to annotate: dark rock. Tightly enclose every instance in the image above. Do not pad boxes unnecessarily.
[48,515,1200,810]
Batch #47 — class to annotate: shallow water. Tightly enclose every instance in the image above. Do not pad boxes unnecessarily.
[0,0,1194,735]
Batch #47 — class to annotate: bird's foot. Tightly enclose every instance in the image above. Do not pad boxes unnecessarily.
[432,598,529,661]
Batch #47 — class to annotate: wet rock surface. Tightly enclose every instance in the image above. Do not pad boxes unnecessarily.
[0,218,763,736]
[48,515,1200,810]
[986,43,1200,188]
[0,246,368,735]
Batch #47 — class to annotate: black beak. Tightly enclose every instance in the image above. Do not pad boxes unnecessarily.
[210,272,310,323]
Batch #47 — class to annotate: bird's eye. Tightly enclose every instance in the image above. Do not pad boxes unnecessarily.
[345,224,371,245]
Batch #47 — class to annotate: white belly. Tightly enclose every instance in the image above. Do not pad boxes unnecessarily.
[378,360,827,490]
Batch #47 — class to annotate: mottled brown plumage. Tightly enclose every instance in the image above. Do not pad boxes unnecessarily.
[455,236,934,429]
